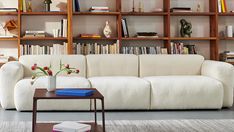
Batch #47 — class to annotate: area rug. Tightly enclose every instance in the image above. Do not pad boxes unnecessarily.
[0,120,234,132]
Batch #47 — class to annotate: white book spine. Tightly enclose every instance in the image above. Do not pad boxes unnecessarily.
[218,0,222,13]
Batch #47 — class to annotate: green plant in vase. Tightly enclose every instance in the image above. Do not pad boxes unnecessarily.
[31,61,80,92]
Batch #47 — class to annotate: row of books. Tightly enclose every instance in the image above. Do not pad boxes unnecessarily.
[217,0,228,13]
[20,42,68,55]
[121,46,168,55]
[73,41,120,55]
[220,51,234,62]
[20,0,27,12]
[170,7,192,12]
[0,8,17,12]
[170,42,197,54]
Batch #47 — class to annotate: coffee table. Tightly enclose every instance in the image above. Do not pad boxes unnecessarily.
[32,88,105,132]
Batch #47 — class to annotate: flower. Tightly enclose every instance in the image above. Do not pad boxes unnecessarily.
[47,70,53,76]
[31,66,36,70]
[65,64,70,69]
[76,69,80,73]
[43,66,49,70]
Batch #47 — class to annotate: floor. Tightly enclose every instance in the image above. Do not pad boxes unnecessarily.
[0,104,234,122]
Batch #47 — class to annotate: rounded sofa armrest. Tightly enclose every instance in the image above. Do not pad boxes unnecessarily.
[201,60,234,107]
[0,61,24,109]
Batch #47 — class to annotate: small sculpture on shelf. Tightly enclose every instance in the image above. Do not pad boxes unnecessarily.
[103,21,112,38]
[180,19,192,37]
[132,0,135,12]
[44,0,52,12]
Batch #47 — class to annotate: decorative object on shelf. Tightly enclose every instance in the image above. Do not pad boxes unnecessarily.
[226,25,233,37]
[26,0,32,12]
[170,7,192,12]
[31,62,80,92]
[121,18,129,38]
[138,1,143,12]
[103,21,112,38]
[44,0,52,12]
[0,20,18,37]
[136,32,159,38]
[56,2,67,12]
[132,0,135,12]
[197,3,201,12]
[180,19,192,37]
[53,29,60,38]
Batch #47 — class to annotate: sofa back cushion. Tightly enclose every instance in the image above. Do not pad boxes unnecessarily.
[140,55,204,77]
[19,55,86,77]
[86,54,138,77]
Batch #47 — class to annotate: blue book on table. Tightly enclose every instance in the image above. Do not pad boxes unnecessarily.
[56,89,94,96]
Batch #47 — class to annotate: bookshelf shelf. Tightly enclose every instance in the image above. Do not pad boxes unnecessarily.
[20,37,67,40]
[122,37,169,40]
[73,12,120,16]
[74,37,118,40]
[0,12,18,15]
[218,13,234,16]
[0,38,18,41]
[170,37,217,40]
[219,37,234,40]
[121,12,168,16]
[20,12,67,15]
[170,12,216,16]
[228,62,234,65]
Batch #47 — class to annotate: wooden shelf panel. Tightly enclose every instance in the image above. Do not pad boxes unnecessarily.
[121,12,168,16]
[218,13,234,16]
[170,12,216,16]
[21,37,67,40]
[74,37,118,40]
[20,12,67,15]
[73,12,120,15]
[122,37,168,40]
[219,37,234,40]
[0,12,18,15]
[0,38,18,41]
[170,37,217,40]
[227,62,234,65]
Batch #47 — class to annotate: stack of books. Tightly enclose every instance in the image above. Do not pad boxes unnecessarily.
[136,32,159,38]
[170,42,197,54]
[220,51,234,63]
[53,121,91,132]
[0,8,17,12]
[61,19,68,38]
[217,0,227,13]
[20,42,68,56]
[24,31,46,38]
[122,46,168,55]
[80,34,101,39]
[170,7,192,12]
[73,41,120,55]
[89,6,109,12]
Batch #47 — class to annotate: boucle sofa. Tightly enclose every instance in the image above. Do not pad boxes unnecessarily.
[0,55,233,111]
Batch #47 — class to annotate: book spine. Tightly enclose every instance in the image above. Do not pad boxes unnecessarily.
[223,0,227,12]
[218,0,222,13]
[22,0,26,12]
[221,0,225,13]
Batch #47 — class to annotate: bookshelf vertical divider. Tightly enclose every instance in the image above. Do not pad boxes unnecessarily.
[17,0,22,58]
[116,0,122,48]
[163,0,170,52]
[67,0,73,54]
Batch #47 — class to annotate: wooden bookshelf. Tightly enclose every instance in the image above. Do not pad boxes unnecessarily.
[1,0,233,60]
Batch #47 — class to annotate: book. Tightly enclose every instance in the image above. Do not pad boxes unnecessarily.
[53,121,91,132]
[121,18,129,38]
[56,89,94,96]
[80,34,101,38]
[170,7,192,12]
[217,0,222,13]
[0,8,18,12]
[22,0,27,12]
[136,32,159,38]
[74,0,80,12]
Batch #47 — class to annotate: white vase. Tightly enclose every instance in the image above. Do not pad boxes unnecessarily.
[103,21,112,38]
[47,76,56,92]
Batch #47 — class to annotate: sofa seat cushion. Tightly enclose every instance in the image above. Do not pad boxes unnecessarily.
[144,76,223,109]
[14,76,91,111]
[89,76,151,110]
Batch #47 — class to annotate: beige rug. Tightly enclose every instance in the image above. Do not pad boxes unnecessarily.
[0,120,234,132]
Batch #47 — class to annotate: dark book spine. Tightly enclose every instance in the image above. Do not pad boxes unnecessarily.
[75,0,80,12]
[124,18,129,37]
[61,19,63,37]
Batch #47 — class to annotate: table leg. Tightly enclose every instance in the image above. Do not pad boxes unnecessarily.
[101,98,105,132]
[94,99,97,125]
[32,98,37,132]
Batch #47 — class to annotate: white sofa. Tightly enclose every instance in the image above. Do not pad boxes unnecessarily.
[0,55,233,111]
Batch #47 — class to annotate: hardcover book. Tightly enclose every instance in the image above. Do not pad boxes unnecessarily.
[56,89,94,96]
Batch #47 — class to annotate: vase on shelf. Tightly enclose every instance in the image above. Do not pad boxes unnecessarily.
[47,76,56,92]
[44,0,52,12]
[103,21,112,38]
